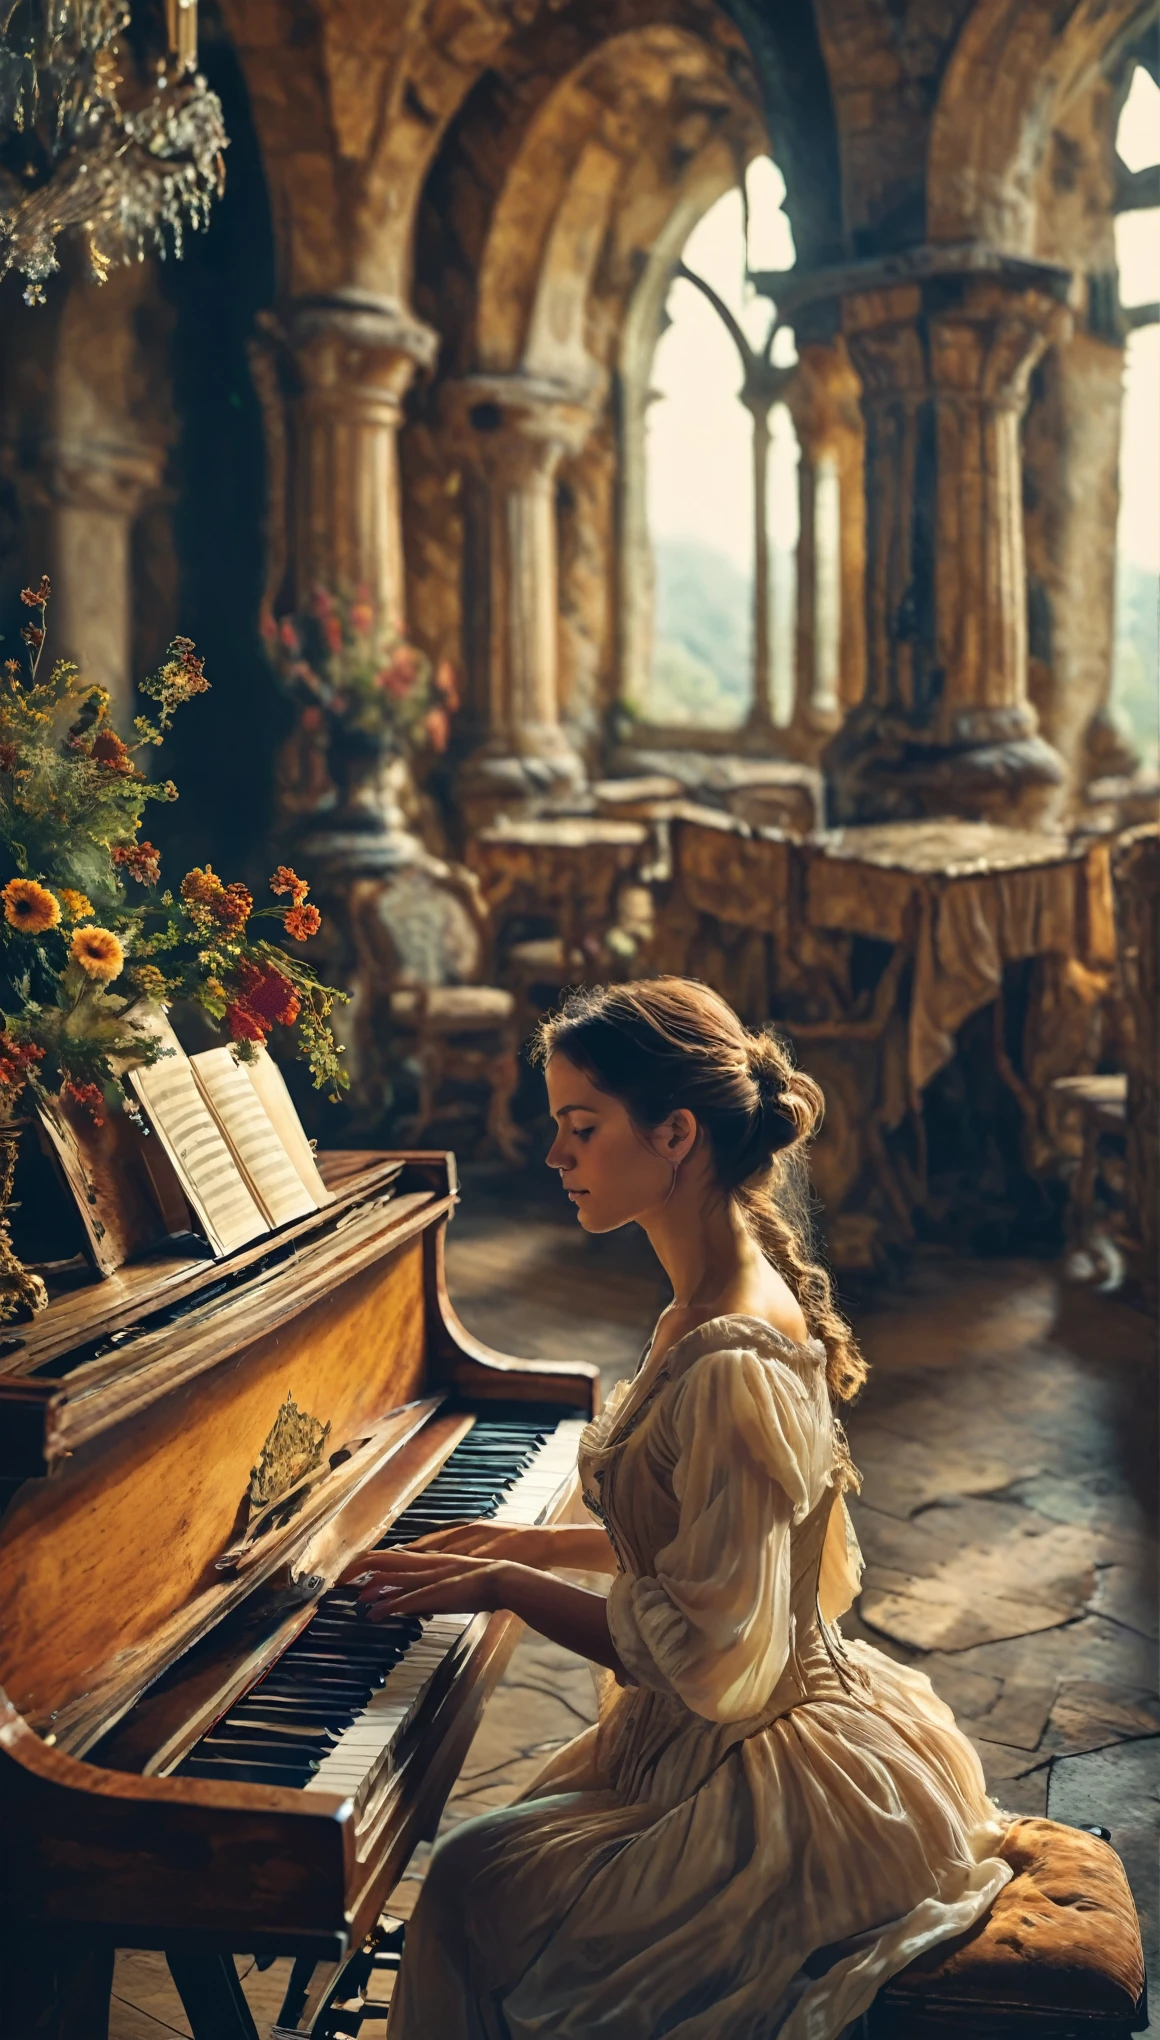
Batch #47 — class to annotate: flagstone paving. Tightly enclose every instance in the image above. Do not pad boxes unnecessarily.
[110,1174,1158,2034]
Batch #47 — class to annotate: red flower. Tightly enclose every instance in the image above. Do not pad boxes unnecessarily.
[19,576,50,607]
[283,903,321,941]
[234,958,300,1027]
[225,1001,268,1044]
[278,618,300,653]
[0,743,17,772]
[64,1080,105,1127]
[0,1034,44,1106]
[112,840,161,887]
[92,730,134,775]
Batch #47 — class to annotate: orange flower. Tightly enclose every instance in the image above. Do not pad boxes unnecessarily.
[91,730,135,775]
[2,879,61,934]
[58,889,94,921]
[270,864,309,908]
[180,866,251,936]
[283,902,321,941]
[70,926,124,982]
[181,865,223,912]
[112,841,161,887]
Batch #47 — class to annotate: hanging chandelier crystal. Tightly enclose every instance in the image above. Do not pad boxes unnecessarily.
[0,0,228,306]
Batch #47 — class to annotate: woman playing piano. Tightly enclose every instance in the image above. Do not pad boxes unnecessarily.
[345,978,1011,2039]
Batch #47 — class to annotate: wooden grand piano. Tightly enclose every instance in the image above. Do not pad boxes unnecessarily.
[0,1152,599,2038]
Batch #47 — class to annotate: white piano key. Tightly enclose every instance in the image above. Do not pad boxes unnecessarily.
[305,1418,584,1798]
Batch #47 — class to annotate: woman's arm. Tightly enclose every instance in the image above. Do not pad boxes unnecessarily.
[339,1548,625,1675]
[406,1520,618,1572]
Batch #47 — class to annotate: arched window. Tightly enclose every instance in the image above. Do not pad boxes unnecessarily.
[1112,65,1160,767]
[630,160,799,734]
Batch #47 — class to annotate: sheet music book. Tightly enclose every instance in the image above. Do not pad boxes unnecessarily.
[191,1048,320,1228]
[129,1056,268,1257]
[244,1046,334,1205]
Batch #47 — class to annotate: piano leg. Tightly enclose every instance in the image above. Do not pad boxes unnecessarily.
[0,1930,113,2040]
[165,1951,260,2040]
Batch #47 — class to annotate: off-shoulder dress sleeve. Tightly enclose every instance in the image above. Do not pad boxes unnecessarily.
[605,1344,831,1723]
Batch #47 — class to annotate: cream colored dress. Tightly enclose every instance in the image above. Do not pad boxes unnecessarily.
[391,1317,1011,2039]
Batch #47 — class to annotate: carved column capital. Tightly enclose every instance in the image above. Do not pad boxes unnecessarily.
[278,290,440,412]
[442,371,599,484]
[17,434,167,520]
[256,290,440,620]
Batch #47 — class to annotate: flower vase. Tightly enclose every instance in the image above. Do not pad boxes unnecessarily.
[309,726,424,875]
[0,1122,48,1322]
[328,725,391,832]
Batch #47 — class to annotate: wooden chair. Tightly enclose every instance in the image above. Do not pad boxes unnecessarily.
[858,1819,1147,2037]
[345,861,525,1164]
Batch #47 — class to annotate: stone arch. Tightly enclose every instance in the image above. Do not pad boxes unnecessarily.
[927,0,1155,254]
[219,0,514,302]
[474,23,758,385]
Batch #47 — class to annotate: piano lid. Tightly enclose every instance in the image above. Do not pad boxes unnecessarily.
[0,1153,454,1479]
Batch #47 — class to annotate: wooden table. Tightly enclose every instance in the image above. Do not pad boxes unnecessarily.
[468,817,649,957]
[661,813,1117,1264]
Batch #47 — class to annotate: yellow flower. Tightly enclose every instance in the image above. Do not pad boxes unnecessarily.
[2,878,61,934]
[70,926,124,983]
[58,889,94,922]
[129,963,167,999]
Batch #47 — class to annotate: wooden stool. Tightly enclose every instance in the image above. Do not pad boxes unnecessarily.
[862,1819,1147,2036]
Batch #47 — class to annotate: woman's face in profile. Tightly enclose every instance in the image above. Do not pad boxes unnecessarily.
[544,1054,676,1234]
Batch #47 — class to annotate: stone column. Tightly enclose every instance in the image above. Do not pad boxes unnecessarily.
[1022,326,1131,799]
[784,340,866,762]
[821,264,1073,824]
[258,291,439,619]
[446,374,592,828]
[29,438,167,716]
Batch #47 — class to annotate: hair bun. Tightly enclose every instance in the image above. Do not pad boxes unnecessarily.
[746,1034,822,1155]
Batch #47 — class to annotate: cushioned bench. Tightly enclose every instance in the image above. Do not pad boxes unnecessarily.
[861,1819,1148,2037]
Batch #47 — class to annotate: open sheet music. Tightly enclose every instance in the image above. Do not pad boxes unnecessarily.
[190,1048,320,1228]
[129,1056,268,1257]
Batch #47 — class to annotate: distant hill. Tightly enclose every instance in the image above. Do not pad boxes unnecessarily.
[647,539,751,727]
[1112,557,1159,766]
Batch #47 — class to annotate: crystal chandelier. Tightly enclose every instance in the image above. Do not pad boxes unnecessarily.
[0,0,228,306]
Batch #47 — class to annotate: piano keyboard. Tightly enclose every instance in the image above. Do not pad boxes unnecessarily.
[178,1410,585,1802]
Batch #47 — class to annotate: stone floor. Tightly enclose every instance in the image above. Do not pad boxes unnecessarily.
[109,1168,1158,2035]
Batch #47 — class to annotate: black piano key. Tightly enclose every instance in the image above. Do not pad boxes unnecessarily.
[198,1737,325,1764]
[207,1721,341,1749]
[183,1757,315,1786]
